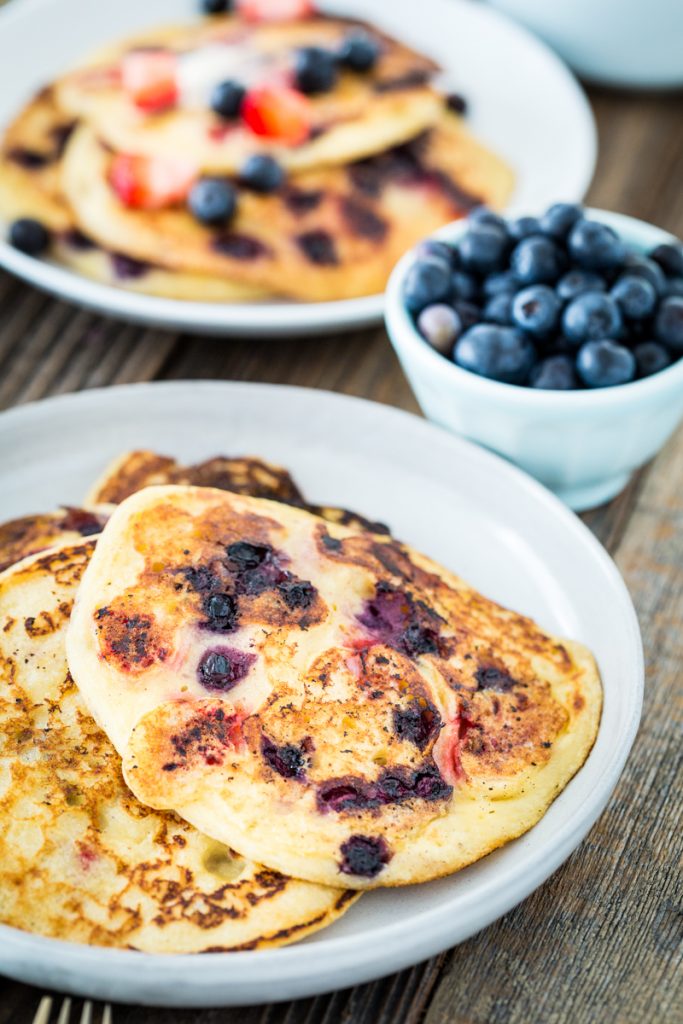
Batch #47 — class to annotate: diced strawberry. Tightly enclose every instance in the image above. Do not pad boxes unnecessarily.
[241,84,312,144]
[121,51,178,113]
[109,153,197,209]
[239,0,314,23]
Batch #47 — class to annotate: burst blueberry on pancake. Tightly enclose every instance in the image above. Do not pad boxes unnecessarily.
[67,486,602,890]
[0,505,111,573]
[0,90,269,301]
[54,14,443,174]
[61,115,512,301]
[0,88,77,233]
[0,539,356,950]
[87,450,389,535]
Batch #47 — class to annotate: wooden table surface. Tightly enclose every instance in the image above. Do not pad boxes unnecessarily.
[1,79,682,1024]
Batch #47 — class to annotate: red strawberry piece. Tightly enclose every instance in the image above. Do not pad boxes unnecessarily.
[239,0,314,23]
[121,51,178,113]
[109,153,197,209]
[241,84,312,144]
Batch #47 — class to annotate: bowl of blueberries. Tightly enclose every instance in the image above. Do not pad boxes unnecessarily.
[385,204,683,511]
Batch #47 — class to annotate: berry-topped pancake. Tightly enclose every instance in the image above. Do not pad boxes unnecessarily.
[0,505,110,573]
[87,450,389,535]
[0,90,270,302]
[0,540,355,950]
[67,486,601,890]
[61,116,512,301]
[1,2,514,303]
[54,11,443,174]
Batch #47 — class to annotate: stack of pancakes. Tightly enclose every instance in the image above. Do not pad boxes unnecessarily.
[0,7,514,302]
[0,450,601,951]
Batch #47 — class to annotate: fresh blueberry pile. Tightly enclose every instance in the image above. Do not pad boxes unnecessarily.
[405,204,683,389]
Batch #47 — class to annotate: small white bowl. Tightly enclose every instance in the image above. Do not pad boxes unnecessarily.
[385,209,683,511]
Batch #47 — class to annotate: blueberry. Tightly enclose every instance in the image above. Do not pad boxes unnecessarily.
[576,340,636,388]
[610,274,657,320]
[510,235,564,285]
[415,239,456,267]
[240,154,284,193]
[210,79,245,119]
[188,178,237,225]
[556,270,606,302]
[654,297,683,352]
[203,593,238,632]
[467,206,507,231]
[454,325,536,385]
[9,217,50,255]
[404,258,452,314]
[294,46,338,94]
[568,219,625,271]
[530,355,579,390]
[508,216,542,242]
[417,304,462,354]
[197,647,254,691]
[450,269,479,302]
[339,835,391,878]
[393,701,441,749]
[512,285,561,336]
[451,300,481,332]
[278,580,316,609]
[621,253,667,296]
[458,224,508,274]
[482,270,518,298]
[262,738,307,780]
[483,292,514,325]
[446,93,468,115]
[666,277,683,298]
[201,0,232,12]
[562,292,623,345]
[633,341,672,378]
[226,541,269,569]
[540,202,583,239]
[337,32,380,72]
[649,242,683,278]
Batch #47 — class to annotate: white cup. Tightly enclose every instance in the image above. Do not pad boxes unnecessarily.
[487,0,683,88]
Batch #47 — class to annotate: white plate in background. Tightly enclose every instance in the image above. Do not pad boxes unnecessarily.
[0,382,640,1006]
[0,0,596,336]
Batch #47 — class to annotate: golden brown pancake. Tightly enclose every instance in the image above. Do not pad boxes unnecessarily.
[66,486,602,890]
[0,90,270,302]
[87,450,389,535]
[61,115,513,301]
[0,506,110,574]
[54,14,443,173]
[0,540,356,950]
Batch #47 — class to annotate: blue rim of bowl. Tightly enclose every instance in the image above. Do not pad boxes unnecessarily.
[386,207,683,406]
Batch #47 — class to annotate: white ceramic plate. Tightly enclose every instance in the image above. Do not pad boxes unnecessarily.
[0,382,640,1006]
[0,0,596,336]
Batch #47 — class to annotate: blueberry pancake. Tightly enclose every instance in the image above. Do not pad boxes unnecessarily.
[86,450,307,507]
[0,505,110,574]
[87,450,389,535]
[54,13,443,174]
[62,116,513,301]
[67,486,602,890]
[0,89,76,233]
[0,540,356,950]
[0,91,269,301]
